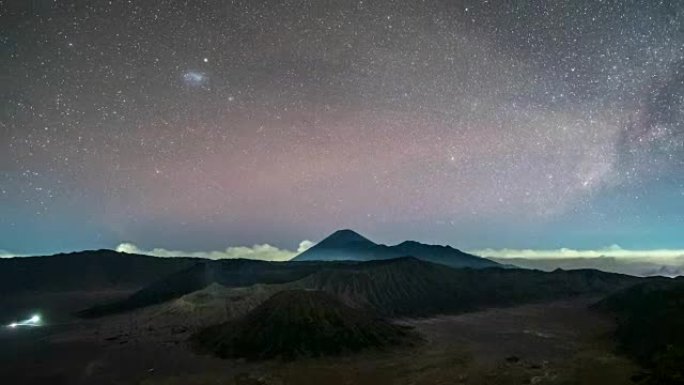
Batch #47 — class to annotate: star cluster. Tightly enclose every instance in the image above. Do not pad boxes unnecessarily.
[1,0,682,254]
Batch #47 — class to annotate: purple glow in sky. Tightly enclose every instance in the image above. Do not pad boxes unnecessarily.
[1,0,683,255]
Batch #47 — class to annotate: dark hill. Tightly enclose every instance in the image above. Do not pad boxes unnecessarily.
[78,258,339,317]
[597,278,684,384]
[191,289,420,360]
[293,229,499,269]
[0,250,197,294]
[295,257,641,317]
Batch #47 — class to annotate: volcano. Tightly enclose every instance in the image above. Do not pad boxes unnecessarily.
[293,229,499,268]
[191,289,420,360]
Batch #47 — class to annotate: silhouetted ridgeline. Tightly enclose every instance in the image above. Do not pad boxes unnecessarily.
[0,250,197,293]
[0,229,505,297]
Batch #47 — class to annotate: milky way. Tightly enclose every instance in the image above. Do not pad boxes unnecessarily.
[1,0,683,254]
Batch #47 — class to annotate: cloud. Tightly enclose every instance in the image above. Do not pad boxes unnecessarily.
[471,245,684,277]
[297,240,314,253]
[115,241,314,262]
[472,245,684,261]
[0,250,23,258]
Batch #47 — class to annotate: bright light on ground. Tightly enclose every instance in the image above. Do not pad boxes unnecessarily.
[6,314,42,329]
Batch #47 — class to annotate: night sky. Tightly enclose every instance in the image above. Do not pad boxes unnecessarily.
[1,0,683,257]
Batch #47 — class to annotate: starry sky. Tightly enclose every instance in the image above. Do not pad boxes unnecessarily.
[1,0,683,256]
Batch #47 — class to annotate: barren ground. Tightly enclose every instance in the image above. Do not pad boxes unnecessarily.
[0,294,637,385]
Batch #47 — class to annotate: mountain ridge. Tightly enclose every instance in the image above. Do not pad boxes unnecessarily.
[0,249,199,294]
[293,229,499,269]
[82,254,644,321]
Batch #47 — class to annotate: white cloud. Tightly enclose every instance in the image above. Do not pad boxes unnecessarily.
[297,240,315,253]
[471,245,684,277]
[0,241,317,261]
[116,241,314,261]
[471,245,684,261]
[0,250,22,258]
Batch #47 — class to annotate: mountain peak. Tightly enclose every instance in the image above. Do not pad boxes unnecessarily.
[396,240,423,247]
[292,229,378,262]
[319,229,373,246]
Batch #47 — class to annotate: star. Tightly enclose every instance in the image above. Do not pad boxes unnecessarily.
[0,0,682,254]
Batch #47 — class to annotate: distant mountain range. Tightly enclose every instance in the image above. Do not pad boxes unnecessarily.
[81,255,641,319]
[293,229,500,268]
[0,230,497,297]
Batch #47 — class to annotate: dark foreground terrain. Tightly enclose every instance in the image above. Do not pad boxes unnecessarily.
[0,294,637,385]
[597,278,684,384]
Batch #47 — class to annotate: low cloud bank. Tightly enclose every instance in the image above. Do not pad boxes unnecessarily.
[472,245,684,261]
[115,240,314,262]
[472,245,684,277]
[0,250,22,258]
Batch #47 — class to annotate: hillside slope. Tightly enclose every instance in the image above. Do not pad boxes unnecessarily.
[191,290,420,360]
[597,278,684,384]
[78,259,337,317]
